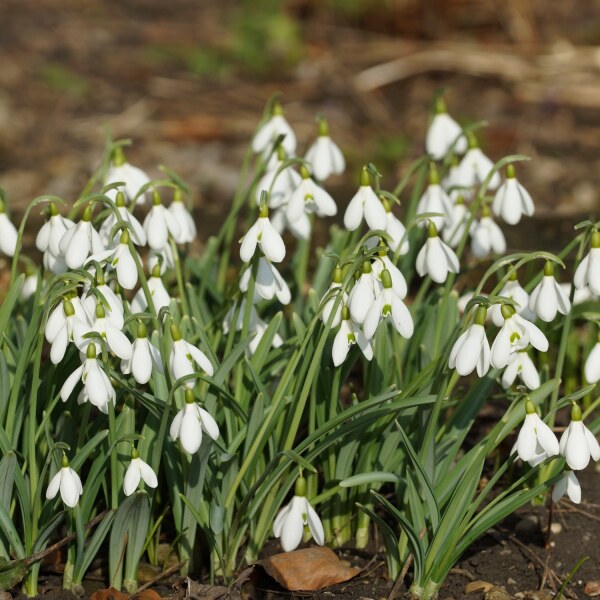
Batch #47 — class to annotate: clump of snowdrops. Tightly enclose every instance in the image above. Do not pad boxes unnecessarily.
[0,95,598,600]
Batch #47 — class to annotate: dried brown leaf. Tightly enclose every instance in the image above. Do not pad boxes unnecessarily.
[257,547,360,591]
[585,580,600,597]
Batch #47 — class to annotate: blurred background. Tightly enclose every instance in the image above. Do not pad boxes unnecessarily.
[1,0,599,249]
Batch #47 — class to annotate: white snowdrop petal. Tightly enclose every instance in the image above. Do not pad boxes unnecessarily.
[584,426,600,461]
[106,324,133,360]
[565,422,590,470]
[280,504,304,552]
[169,409,184,441]
[363,296,383,340]
[60,470,81,507]
[132,342,153,384]
[259,220,286,263]
[585,343,600,383]
[61,365,84,401]
[566,471,581,504]
[344,191,365,231]
[332,325,350,367]
[138,460,158,488]
[273,505,290,538]
[179,408,203,454]
[305,500,325,546]
[46,471,62,500]
[516,417,537,461]
[199,407,220,441]
[363,190,387,231]
[186,342,214,376]
[391,295,414,338]
[123,463,142,496]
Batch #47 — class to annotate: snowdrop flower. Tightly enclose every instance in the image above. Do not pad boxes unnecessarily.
[60,344,116,413]
[130,264,172,314]
[442,196,468,248]
[416,222,460,284]
[574,231,600,296]
[585,337,600,384]
[416,166,453,231]
[121,322,164,384]
[82,272,125,329]
[0,198,18,258]
[448,306,490,376]
[490,271,534,326]
[99,192,146,247]
[492,164,534,225]
[274,476,324,552]
[58,205,105,270]
[21,269,39,301]
[470,207,506,258]
[252,101,296,157]
[143,191,181,251]
[443,154,467,201]
[36,202,75,273]
[490,305,548,369]
[87,230,141,290]
[148,245,175,274]
[123,448,158,496]
[46,454,83,508]
[104,146,151,205]
[552,471,581,504]
[455,135,501,190]
[255,146,302,209]
[425,97,467,160]
[79,303,132,361]
[170,389,219,454]
[286,166,337,223]
[239,257,291,304]
[45,299,88,364]
[344,167,387,232]
[363,269,413,340]
[348,261,377,324]
[169,324,213,388]
[304,117,345,181]
[377,197,408,255]
[559,404,600,471]
[248,313,284,354]
[515,400,559,464]
[320,266,348,329]
[528,262,571,322]
[271,205,311,241]
[502,351,540,390]
[168,189,197,244]
[332,305,373,366]
[371,244,407,299]
[240,204,286,263]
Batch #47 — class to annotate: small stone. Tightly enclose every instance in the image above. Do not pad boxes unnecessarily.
[585,580,600,596]
[507,578,516,585]
[485,587,512,600]
[0,592,12,600]
[550,522,562,535]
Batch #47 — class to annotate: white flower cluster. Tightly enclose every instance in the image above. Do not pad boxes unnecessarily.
[36,149,219,508]
[513,401,600,504]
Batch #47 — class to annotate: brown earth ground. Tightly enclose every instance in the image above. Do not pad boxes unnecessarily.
[3,1,600,598]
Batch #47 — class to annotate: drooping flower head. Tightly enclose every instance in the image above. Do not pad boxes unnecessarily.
[425,96,467,161]
[455,133,501,191]
[273,476,325,552]
[240,204,286,263]
[574,230,600,296]
[528,261,571,323]
[492,164,534,225]
[515,399,559,465]
[143,190,181,251]
[123,447,158,496]
[416,164,453,231]
[332,305,373,366]
[448,305,490,377]
[104,146,151,205]
[344,166,387,232]
[46,453,83,508]
[170,388,219,454]
[559,403,600,471]
[0,196,18,258]
[252,100,296,158]
[304,116,345,181]
[286,165,337,223]
[59,204,105,270]
[121,321,164,384]
[470,206,506,259]
[416,221,460,284]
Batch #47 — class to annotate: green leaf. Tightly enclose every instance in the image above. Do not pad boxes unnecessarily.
[340,472,399,487]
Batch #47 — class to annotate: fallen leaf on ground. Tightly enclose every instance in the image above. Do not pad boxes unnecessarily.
[185,579,230,600]
[465,580,494,594]
[90,588,162,600]
[257,546,360,591]
[585,580,600,597]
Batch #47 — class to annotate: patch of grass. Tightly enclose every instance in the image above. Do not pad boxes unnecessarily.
[38,63,88,97]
